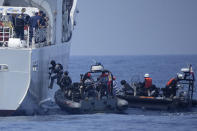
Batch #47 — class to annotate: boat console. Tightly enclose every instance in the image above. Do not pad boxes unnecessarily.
[91,63,104,72]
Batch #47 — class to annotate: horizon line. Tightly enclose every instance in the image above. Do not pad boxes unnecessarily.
[70,54,197,56]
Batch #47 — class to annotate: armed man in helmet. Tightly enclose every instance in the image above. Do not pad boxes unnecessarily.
[48,62,63,89]
[163,73,183,98]
[49,60,56,78]
[60,71,72,91]
[60,71,72,98]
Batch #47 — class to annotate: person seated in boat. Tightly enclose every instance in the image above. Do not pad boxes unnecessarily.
[79,74,85,98]
[162,73,183,98]
[149,85,160,97]
[82,73,96,98]
[60,71,72,91]
[86,85,97,98]
[98,71,114,96]
[108,72,114,96]
[120,80,134,95]
[83,72,94,85]
[142,73,152,96]
[70,82,81,101]
[112,76,118,95]
[98,71,110,97]
[97,82,107,98]
[98,71,115,97]
[142,74,160,97]
[132,82,145,96]
[49,63,63,89]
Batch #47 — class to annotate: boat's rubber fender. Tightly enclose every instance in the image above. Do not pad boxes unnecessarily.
[63,99,81,109]
[117,98,128,110]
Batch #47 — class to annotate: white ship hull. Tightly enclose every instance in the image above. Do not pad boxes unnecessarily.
[0,43,70,116]
[0,0,78,116]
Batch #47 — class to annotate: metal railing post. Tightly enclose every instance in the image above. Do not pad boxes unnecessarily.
[12,27,14,38]
[32,28,35,48]
[8,27,10,38]
[27,27,29,48]
[3,27,4,42]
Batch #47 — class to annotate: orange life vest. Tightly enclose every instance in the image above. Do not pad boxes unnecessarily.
[166,78,175,87]
[145,77,152,88]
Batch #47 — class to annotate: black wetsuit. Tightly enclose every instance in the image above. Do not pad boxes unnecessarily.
[15,14,25,40]
[164,78,178,97]
[60,75,72,90]
[49,64,63,89]
[122,83,134,95]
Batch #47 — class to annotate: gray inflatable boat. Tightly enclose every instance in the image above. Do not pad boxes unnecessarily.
[54,89,128,114]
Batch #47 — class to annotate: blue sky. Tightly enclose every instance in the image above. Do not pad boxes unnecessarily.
[71,0,197,56]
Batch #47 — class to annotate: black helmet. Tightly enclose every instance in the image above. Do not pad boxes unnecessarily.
[57,64,63,70]
[64,71,69,75]
[42,13,46,17]
[50,60,56,66]
[121,80,126,85]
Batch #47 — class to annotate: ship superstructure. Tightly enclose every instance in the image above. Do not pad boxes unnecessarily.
[0,0,78,116]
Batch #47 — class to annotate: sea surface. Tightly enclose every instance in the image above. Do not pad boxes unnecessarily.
[1,55,197,131]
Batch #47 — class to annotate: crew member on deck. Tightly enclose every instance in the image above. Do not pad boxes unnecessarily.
[15,8,26,40]
[29,11,43,43]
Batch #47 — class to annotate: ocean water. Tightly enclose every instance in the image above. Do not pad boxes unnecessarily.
[1,55,197,131]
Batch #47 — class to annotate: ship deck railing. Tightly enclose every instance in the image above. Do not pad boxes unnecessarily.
[0,23,51,49]
[0,26,13,43]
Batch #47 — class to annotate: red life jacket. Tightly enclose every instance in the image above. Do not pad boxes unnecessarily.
[145,77,152,88]
[166,78,175,87]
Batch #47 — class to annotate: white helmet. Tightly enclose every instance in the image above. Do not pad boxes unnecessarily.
[177,73,184,79]
[144,73,150,78]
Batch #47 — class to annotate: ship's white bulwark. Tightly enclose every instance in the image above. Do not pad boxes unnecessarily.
[0,49,31,110]
[0,43,70,112]
[0,0,77,114]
